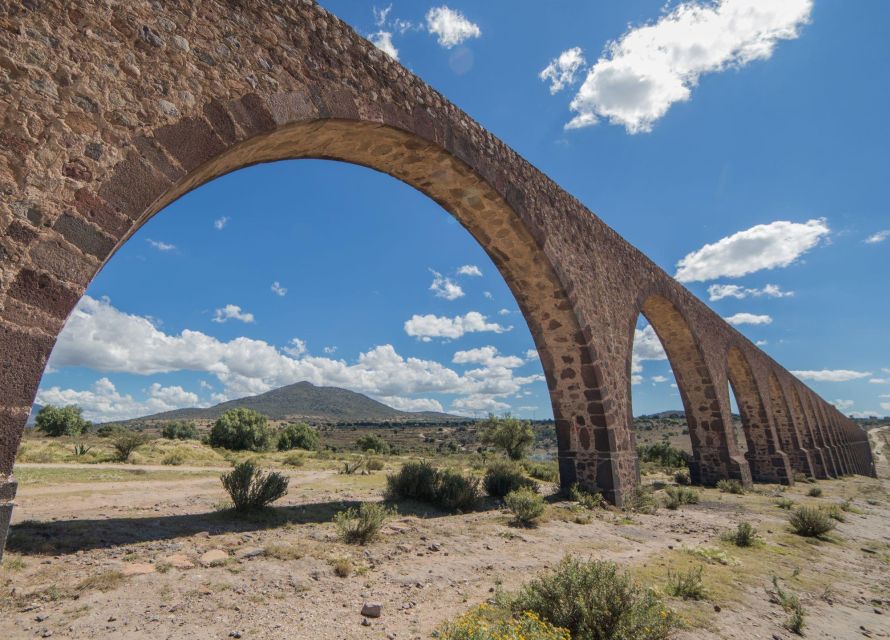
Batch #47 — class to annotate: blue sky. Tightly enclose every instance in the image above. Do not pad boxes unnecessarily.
[36,1,890,421]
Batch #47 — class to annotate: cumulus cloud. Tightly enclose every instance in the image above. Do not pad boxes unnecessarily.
[564,0,812,133]
[426,6,481,48]
[525,349,539,361]
[452,346,524,369]
[832,399,854,410]
[378,395,444,413]
[147,239,175,251]
[791,369,872,382]
[429,270,464,300]
[214,216,229,230]
[45,296,538,419]
[755,339,768,346]
[540,47,586,94]
[869,378,889,385]
[865,230,889,244]
[37,377,200,423]
[212,304,255,324]
[369,31,398,59]
[724,312,772,326]
[707,283,793,301]
[498,308,511,316]
[882,402,890,412]
[323,346,337,355]
[451,395,510,414]
[652,375,669,383]
[271,281,287,297]
[631,323,668,383]
[457,264,482,277]
[483,291,493,300]
[675,219,829,282]
[404,311,510,341]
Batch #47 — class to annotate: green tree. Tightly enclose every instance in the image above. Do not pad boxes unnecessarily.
[161,420,198,440]
[277,422,320,451]
[356,434,390,454]
[209,408,273,451]
[480,414,535,460]
[34,405,91,437]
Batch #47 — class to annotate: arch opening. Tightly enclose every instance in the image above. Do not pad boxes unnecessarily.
[767,373,815,478]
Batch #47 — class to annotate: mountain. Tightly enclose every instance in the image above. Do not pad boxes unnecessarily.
[117,381,465,425]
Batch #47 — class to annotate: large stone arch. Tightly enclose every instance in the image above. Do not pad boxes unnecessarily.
[787,385,828,479]
[767,373,815,477]
[800,390,839,477]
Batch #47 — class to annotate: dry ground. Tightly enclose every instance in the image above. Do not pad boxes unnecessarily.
[2,431,890,639]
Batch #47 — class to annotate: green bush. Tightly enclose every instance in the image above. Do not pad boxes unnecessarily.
[663,486,699,510]
[821,504,845,522]
[110,430,149,461]
[161,451,185,466]
[366,458,385,471]
[96,424,124,438]
[480,415,535,460]
[775,497,795,510]
[439,607,570,640]
[625,486,659,514]
[806,486,823,498]
[666,565,705,600]
[484,461,537,498]
[505,487,546,525]
[637,442,687,468]
[220,461,289,511]
[35,405,91,437]
[789,506,835,537]
[568,483,603,510]
[436,468,481,511]
[161,421,198,440]
[209,408,274,452]
[771,576,805,635]
[524,460,559,483]
[512,556,677,640]
[356,434,390,455]
[277,422,320,451]
[334,502,391,544]
[673,470,691,485]
[282,452,305,466]
[723,521,757,547]
[385,461,479,511]
[716,479,745,495]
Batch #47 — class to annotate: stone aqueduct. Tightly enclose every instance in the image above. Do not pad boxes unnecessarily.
[0,1,875,550]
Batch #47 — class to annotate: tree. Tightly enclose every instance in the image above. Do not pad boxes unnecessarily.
[111,430,149,461]
[480,414,535,460]
[35,405,91,437]
[209,408,274,451]
[277,422,320,451]
[356,434,390,454]
[161,421,198,440]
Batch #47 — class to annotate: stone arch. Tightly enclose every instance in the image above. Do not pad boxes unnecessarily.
[787,385,828,479]
[815,399,849,475]
[633,296,750,486]
[726,347,792,484]
[767,373,814,477]
[798,389,838,477]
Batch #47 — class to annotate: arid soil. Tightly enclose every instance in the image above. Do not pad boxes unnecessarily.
[2,431,890,639]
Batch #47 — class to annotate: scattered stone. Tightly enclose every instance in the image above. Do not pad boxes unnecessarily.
[236,547,264,560]
[361,603,382,618]
[158,100,179,117]
[199,549,228,566]
[35,614,48,622]
[228,632,242,638]
[361,618,371,626]
[171,35,190,51]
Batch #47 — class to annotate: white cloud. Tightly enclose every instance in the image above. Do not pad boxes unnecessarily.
[755,339,768,346]
[213,216,229,230]
[564,0,812,133]
[373,4,392,27]
[271,281,287,297]
[880,394,890,398]
[540,47,586,94]
[865,230,889,244]
[869,378,889,385]
[199,380,213,390]
[369,31,398,59]
[147,239,175,251]
[832,399,854,410]
[882,402,890,412]
[483,291,493,300]
[451,395,510,414]
[379,395,444,413]
[724,312,772,326]
[791,369,872,382]
[498,308,511,316]
[429,270,464,300]
[525,349,539,361]
[323,346,337,354]
[707,283,793,301]
[633,324,668,370]
[676,219,829,282]
[652,375,668,383]
[457,264,482,277]
[452,346,524,369]
[212,304,255,324]
[426,6,481,48]
[404,311,510,341]
[46,296,539,419]
[36,377,200,423]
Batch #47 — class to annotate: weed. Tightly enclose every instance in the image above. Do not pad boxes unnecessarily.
[568,484,604,510]
[788,506,835,538]
[330,556,352,577]
[768,576,805,635]
[484,461,537,498]
[716,479,745,495]
[666,565,705,600]
[504,487,546,526]
[775,497,795,510]
[334,502,392,544]
[722,521,757,547]
[663,486,699,510]
[439,607,570,640]
[807,486,823,498]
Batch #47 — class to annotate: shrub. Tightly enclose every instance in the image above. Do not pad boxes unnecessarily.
[110,430,149,461]
[480,415,535,461]
[820,504,845,522]
[221,461,289,511]
[673,470,691,485]
[334,502,391,544]
[807,486,823,498]
[366,458,385,471]
[723,521,757,547]
[625,486,658,514]
[770,576,805,635]
[788,506,835,537]
[505,487,546,525]
[162,451,185,466]
[436,469,481,511]
[512,556,677,640]
[439,607,570,640]
[637,442,687,468]
[356,434,390,454]
[568,484,603,510]
[716,479,745,495]
[775,497,795,510]
[277,422,320,451]
[35,405,91,437]
[666,565,705,600]
[484,461,537,498]
[524,460,559,483]
[663,486,699,510]
[96,424,124,438]
[209,408,274,451]
[330,556,352,577]
[282,452,305,467]
[161,421,198,440]
[385,461,479,511]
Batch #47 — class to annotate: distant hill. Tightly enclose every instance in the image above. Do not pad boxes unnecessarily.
[114,381,465,426]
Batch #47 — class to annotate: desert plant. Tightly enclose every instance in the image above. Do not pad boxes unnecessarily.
[512,556,677,640]
[663,486,699,509]
[330,556,352,577]
[788,506,835,537]
[436,468,481,511]
[334,502,392,544]
[637,441,687,468]
[161,420,198,440]
[366,458,385,471]
[110,430,149,461]
[484,461,537,498]
[716,479,745,495]
[524,460,560,483]
[282,452,305,466]
[161,451,185,465]
[340,457,368,475]
[71,443,93,457]
[385,461,479,511]
[807,486,823,498]
[673,469,691,485]
[769,576,805,635]
[505,487,546,525]
[775,497,795,510]
[277,422,320,451]
[723,521,757,547]
[479,414,535,461]
[439,607,570,640]
[35,404,91,437]
[666,565,705,600]
[221,460,289,511]
[356,434,390,454]
[625,486,659,514]
[209,408,274,452]
[820,503,845,522]
[567,483,604,510]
